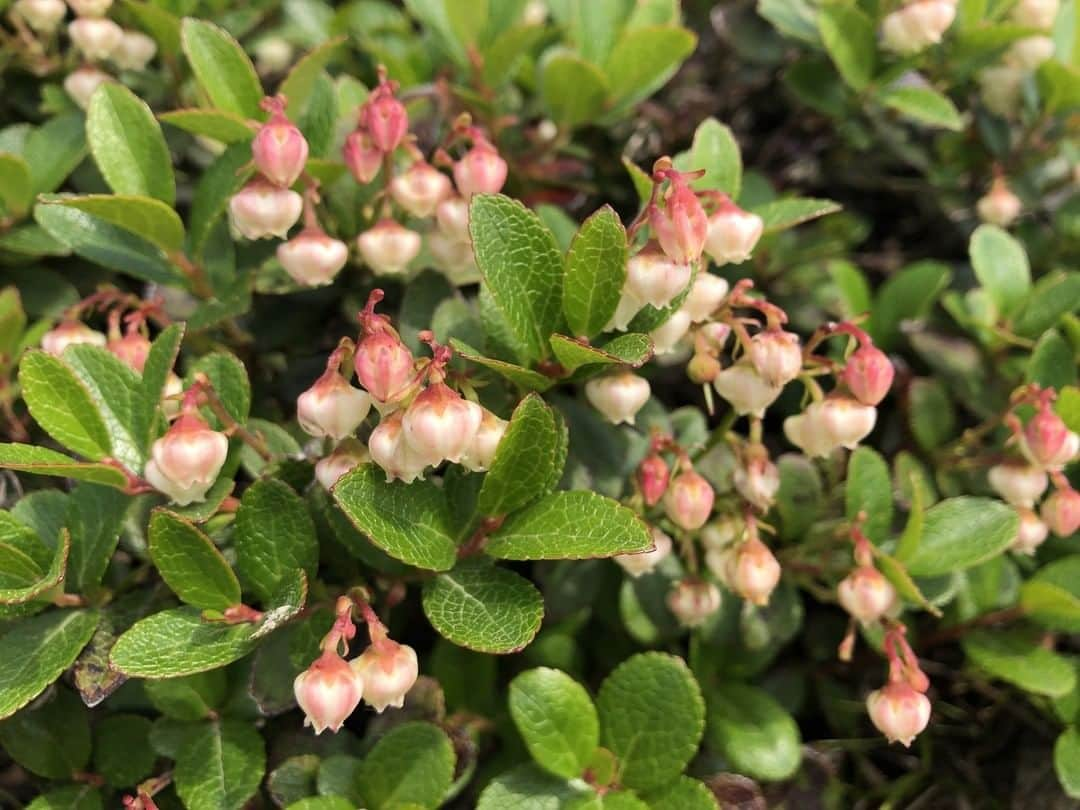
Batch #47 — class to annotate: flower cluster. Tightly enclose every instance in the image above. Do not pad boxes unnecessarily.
[298,289,507,488]
[293,596,419,734]
[977,0,1059,115]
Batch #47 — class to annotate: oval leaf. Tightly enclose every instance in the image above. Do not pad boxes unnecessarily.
[509,668,599,780]
[149,510,241,611]
[706,682,802,781]
[904,497,1019,577]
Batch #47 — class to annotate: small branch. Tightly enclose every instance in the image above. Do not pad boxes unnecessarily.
[921,606,1025,648]
[193,374,274,461]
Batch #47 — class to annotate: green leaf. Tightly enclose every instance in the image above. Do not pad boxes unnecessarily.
[904,497,1018,577]
[845,447,892,544]
[0,686,90,778]
[0,529,68,605]
[138,323,184,444]
[24,113,88,196]
[1026,329,1077,390]
[563,206,628,338]
[40,195,184,254]
[188,143,254,254]
[449,339,556,391]
[481,24,547,87]
[33,204,186,287]
[93,713,155,787]
[357,723,456,810]
[550,333,653,373]
[181,18,264,119]
[908,377,956,453]
[186,351,250,426]
[970,224,1031,318]
[706,682,801,781]
[509,668,599,780]
[604,26,697,116]
[235,478,318,604]
[1013,271,1080,338]
[18,351,112,461]
[817,5,875,91]
[963,629,1077,697]
[66,483,132,592]
[110,574,305,677]
[0,609,99,719]
[539,49,610,128]
[878,86,964,130]
[751,197,841,234]
[422,559,544,653]
[144,670,227,720]
[174,719,266,810]
[0,153,32,219]
[869,260,952,350]
[26,785,102,810]
[86,84,176,206]
[0,287,26,359]
[477,395,566,517]
[0,444,128,488]
[828,260,872,319]
[123,0,181,57]
[487,491,652,561]
[596,652,705,791]
[333,464,457,571]
[286,799,355,810]
[160,108,255,143]
[149,509,241,611]
[279,37,347,118]
[470,194,566,362]
[673,118,741,197]
[477,764,589,809]
[317,754,364,806]
[1055,727,1080,799]
[642,776,720,810]
[1021,556,1080,632]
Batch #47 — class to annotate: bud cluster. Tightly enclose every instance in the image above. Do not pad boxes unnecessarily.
[881,0,957,55]
[298,290,508,487]
[977,0,1058,116]
[294,597,420,734]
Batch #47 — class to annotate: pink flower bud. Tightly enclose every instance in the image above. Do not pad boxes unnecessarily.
[41,320,106,355]
[987,462,1048,508]
[682,273,729,322]
[748,328,802,387]
[355,330,415,408]
[650,178,708,264]
[649,309,692,356]
[68,17,122,60]
[252,97,309,188]
[976,178,1021,228]
[112,29,156,71]
[64,66,111,108]
[604,289,645,332]
[881,0,956,54]
[1012,507,1049,555]
[1022,405,1071,469]
[314,441,369,491]
[585,370,651,425]
[842,344,894,406]
[144,411,229,505]
[402,383,483,466]
[67,0,110,16]
[254,37,293,75]
[428,232,478,285]
[663,469,714,531]
[1011,0,1059,28]
[615,526,672,578]
[1006,35,1054,69]
[784,397,877,457]
[357,219,421,277]
[162,371,183,417]
[712,362,782,417]
[343,130,383,184]
[350,640,419,713]
[14,0,66,33]
[460,409,508,472]
[368,411,429,483]
[696,322,731,353]
[108,331,151,373]
[1041,487,1080,538]
[637,454,670,507]
[704,200,763,265]
[297,371,371,440]
[362,83,408,153]
[294,649,364,734]
[727,537,782,606]
[228,179,303,240]
[277,230,349,287]
[435,196,471,243]
[866,681,931,747]
[667,578,722,627]
[391,160,452,218]
[624,245,692,310]
[838,566,897,625]
[687,352,720,384]
[453,141,508,198]
[734,452,780,512]
[978,65,1024,117]
[701,515,742,551]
